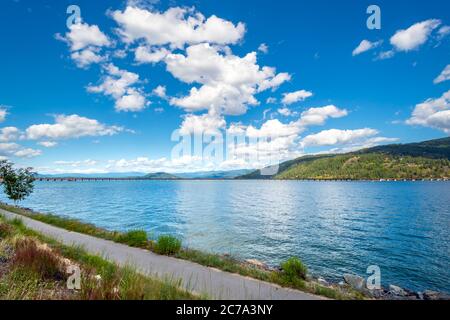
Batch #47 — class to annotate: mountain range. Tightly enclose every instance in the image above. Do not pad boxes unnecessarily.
[237,137,450,180]
[37,138,450,181]
[37,169,253,180]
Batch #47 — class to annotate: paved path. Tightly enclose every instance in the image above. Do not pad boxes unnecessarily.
[0,208,323,300]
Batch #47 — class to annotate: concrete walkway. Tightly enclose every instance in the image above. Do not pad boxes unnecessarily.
[0,208,323,300]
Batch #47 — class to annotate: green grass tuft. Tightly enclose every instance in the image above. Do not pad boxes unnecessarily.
[154,235,182,256]
[116,230,148,248]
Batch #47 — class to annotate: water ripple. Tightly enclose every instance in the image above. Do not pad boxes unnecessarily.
[1,180,449,293]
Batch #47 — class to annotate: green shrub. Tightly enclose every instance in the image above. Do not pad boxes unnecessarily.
[281,257,308,281]
[117,230,148,248]
[154,235,181,256]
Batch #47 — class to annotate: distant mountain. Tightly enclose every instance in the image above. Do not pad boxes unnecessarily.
[177,169,253,179]
[237,137,450,180]
[141,172,179,180]
[37,169,253,180]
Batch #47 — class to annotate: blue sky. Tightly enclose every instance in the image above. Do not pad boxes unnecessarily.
[0,0,449,174]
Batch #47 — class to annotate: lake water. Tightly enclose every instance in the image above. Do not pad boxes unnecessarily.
[1,180,449,293]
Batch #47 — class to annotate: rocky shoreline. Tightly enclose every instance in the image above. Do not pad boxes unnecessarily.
[340,273,450,300]
[243,259,450,300]
[309,273,450,300]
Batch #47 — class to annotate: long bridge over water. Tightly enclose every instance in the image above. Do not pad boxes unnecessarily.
[35,177,176,182]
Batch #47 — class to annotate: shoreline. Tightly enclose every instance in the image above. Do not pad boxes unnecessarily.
[0,203,361,300]
[0,206,325,300]
[1,203,448,300]
[33,178,450,182]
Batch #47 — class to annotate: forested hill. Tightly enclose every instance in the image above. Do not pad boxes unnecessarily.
[237,137,450,180]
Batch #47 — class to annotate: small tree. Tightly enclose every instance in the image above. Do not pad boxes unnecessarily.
[0,160,35,205]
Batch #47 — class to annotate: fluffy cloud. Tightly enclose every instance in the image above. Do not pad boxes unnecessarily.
[0,108,7,122]
[115,89,147,112]
[0,143,42,158]
[258,72,291,92]
[315,136,399,154]
[438,26,450,39]
[57,22,110,68]
[297,105,348,127]
[179,113,226,135]
[235,105,348,141]
[390,19,441,52]
[38,141,58,148]
[166,44,276,86]
[246,119,301,139]
[0,127,20,142]
[434,65,450,84]
[278,108,294,117]
[167,43,290,115]
[224,105,349,164]
[26,114,124,140]
[87,64,147,112]
[281,90,313,105]
[71,48,105,68]
[302,128,379,147]
[231,135,300,164]
[63,22,111,51]
[406,90,450,133]
[152,85,167,99]
[170,83,255,115]
[112,6,245,48]
[258,43,269,54]
[13,148,43,158]
[352,40,382,56]
[376,50,395,60]
[135,46,170,64]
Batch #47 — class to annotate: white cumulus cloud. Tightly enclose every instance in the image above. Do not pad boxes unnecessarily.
[38,141,58,148]
[0,142,42,158]
[167,43,290,115]
[0,127,20,142]
[434,65,450,84]
[0,108,8,123]
[87,64,147,112]
[26,114,124,140]
[390,19,441,52]
[281,90,313,105]
[302,128,379,147]
[179,113,226,135]
[63,22,111,51]
[406,90,450,134]
[297,105,348,127]
[135,46,170,64]
[57,22,110,68]
[352,40,382,56]
[112,6,245,48]
[71,48,105,68]
[258,43,269,54]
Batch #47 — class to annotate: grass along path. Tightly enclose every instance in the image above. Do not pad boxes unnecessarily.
[0,214,196,300]
[0,203,368,299]
[0,207,325,300]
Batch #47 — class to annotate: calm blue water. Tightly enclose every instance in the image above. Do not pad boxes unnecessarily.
[1,180,449,293]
